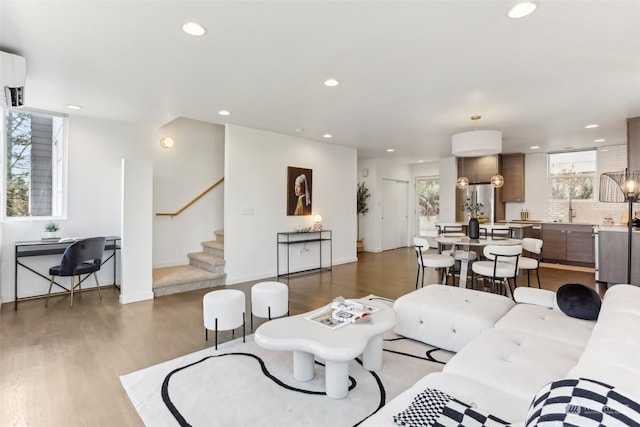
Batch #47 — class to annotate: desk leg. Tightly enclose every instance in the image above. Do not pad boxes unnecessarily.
[14,252,18,311]
[325,360,349,399]
[293,351,315,382]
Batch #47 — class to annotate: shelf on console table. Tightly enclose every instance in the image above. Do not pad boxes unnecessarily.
[277,230,332,278]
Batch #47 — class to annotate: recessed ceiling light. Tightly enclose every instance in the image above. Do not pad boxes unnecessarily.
[530,146,539,149]
[585,124,599,129]
[218,110,231,116]
[594,138,605,143]
[508,2,537,19]
[323,79,339,87]
[182,22,206,36]
[386,148,395,153]
[323,133,332,139]
[66,104,82,110]
[418,160,424,163]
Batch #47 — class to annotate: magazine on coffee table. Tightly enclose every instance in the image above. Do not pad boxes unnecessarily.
[305,298,380,330]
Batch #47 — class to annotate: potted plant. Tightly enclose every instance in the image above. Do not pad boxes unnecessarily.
[357,183,370,253]
[44,221,60,239]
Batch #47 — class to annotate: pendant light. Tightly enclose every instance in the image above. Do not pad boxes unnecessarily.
[453,115,503,189]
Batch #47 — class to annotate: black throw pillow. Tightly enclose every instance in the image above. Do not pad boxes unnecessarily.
[556,283,601,320]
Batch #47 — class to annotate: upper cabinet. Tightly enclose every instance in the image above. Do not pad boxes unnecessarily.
[457,155,499,184]
[500,153,525,203]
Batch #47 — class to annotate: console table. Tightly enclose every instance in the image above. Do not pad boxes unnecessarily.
[14,236,121,310]
[277,230,332,278]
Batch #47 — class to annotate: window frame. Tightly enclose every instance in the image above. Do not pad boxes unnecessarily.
[2,107,69,221]
[547,149,597,201]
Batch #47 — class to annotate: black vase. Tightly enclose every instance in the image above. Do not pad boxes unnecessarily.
[469,217,480,239]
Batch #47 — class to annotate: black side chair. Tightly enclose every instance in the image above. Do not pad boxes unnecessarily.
[46,237,106,308]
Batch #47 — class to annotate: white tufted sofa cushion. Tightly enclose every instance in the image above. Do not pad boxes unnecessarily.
[393,284,514,352]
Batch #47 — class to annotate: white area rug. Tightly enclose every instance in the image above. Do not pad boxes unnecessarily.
[121,327,452,426]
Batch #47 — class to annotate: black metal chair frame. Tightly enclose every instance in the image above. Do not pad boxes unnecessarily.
[45,237,106,308]
[415,243,454,289]
[473,250,520,298]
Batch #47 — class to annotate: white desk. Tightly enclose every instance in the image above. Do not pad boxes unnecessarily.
[254,298,396,399]
[435,235,521,288]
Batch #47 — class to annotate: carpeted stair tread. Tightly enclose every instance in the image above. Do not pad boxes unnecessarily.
[187,252,224,264]
[153,265,224,287]
[201,241,224,250]
[152,265,226,296]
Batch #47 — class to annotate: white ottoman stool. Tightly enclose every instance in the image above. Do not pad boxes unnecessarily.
[251,281,289,330]
[203,289,246,350]
[393,284,515,352]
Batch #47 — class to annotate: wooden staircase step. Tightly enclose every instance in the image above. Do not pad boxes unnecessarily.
[152,265,226,297]
[214,229,224,243]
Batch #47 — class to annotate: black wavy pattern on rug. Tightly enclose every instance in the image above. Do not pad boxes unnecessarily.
[384,336,448,365]
[160,351,383,427]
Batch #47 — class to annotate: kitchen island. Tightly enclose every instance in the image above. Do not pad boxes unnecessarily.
[595,225,640,286]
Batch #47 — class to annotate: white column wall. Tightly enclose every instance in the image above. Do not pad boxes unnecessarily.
[224,124,357,284]
[120,159,154,304]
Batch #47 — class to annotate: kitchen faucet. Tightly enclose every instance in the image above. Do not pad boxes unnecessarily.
[568,195,576,223]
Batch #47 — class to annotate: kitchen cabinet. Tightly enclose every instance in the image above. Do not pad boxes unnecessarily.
[457,155,499,184]
[596,227,640,285]
[499,153,525,203]
[541,223,595,267]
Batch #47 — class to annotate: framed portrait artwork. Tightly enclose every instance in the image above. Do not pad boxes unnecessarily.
[287,167,312,216]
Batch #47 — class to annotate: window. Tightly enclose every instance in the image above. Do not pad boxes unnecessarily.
[3,109,66,218]
[416,177,440,236]
[548,150,596,200]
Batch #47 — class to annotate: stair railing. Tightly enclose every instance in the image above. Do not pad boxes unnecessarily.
[156,177,224,218]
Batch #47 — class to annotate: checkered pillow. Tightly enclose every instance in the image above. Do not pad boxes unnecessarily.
[526,378,640,427]
[394,388,510,427]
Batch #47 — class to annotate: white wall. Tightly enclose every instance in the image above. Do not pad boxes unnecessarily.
[356,158,413,252]
[1,116,150,302]
[224,125,357,284]
[153,118,225,267]
[1,115,223,303]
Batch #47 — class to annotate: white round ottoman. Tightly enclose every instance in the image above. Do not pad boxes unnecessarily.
[251,281,289,330]
[393,284,515,352]
[203,289,246,349]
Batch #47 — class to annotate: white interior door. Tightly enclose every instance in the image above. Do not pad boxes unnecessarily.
[382,179,409,250]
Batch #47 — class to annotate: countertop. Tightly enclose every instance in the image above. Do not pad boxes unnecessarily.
[596,225,640,233]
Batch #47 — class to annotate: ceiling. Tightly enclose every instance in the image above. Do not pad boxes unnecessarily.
[2,1,640,163]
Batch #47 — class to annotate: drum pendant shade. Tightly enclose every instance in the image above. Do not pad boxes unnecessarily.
[452,130,502,157]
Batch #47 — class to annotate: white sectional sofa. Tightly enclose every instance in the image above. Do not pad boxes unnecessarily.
[362,284,640,426]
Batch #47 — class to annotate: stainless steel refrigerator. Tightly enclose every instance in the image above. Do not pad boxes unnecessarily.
[456,184,496,222]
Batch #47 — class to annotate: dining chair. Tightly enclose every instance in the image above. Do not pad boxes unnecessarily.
[518,238,543,288]
[414,237,455,289]
[471,244,522,299]
[438,232,477,286]
[45,237,106,308]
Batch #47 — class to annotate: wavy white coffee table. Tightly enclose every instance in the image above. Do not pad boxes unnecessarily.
[254,298,396,399]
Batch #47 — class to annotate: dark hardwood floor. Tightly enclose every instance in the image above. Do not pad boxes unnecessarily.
[0,247,601,426]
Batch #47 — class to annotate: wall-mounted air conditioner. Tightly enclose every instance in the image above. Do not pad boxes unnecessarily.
[0,51,27,107]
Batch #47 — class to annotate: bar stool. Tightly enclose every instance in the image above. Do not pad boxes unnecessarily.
[203,289,246,350]
[251,281,289,330]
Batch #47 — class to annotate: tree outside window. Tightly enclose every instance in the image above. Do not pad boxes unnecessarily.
[417,177,439,236]
[4,109,65,217]
[548,150,596,200]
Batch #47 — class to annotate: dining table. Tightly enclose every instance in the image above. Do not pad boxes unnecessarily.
[435,235,522,288]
